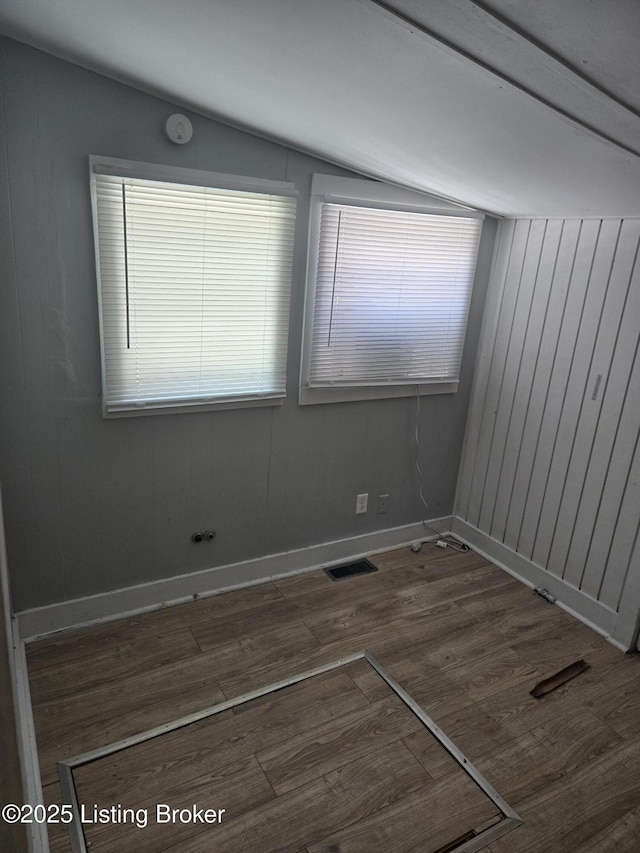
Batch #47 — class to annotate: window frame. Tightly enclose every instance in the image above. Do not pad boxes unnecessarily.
[299,174,484,405]
[89,155,298,418]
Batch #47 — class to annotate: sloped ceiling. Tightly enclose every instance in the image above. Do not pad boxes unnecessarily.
[1,0,639,216]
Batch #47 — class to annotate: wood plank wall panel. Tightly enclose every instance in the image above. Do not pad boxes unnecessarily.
[460,220,526,527]
[456,219,516,520]
[547,221,639,582]
[456,217,640,646]
[601,439,640,612]
[488,219,563,543]
[512,219,601,557]
[476,219,547,536]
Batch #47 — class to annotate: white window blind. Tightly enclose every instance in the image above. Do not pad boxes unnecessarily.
[91,165,296,415]
[308,203,482,388]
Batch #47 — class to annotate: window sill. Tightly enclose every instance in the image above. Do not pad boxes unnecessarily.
[298,382,458,406]
[102,396,285,418]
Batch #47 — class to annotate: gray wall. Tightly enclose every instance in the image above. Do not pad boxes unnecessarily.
[456,218,640,648]
[0,39,495,612]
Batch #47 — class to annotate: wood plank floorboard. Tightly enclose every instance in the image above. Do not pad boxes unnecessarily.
[26,545,640,852]
[71,672,371,806]
[306,770,498,853]
[471,707,623,804]
[26,583,284,670]
[302,570,512,647]
[356,652,475,718]
[440,645,542,702]
[401,727,463,780]
[508,618,607,673]
[255,694,422,795]
[457,584,573,643]
[583,671,640,739]
[571,804,640,852]
[425,677,591,764]
[408,549,493,581]
[189,596,305,651]
[34,657,226,787]
[29,626,202,703]
[78,753,274,853]
[160,743,438,853]
[488,736,640,853]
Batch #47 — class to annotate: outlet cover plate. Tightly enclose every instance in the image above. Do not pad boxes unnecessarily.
[356,493,368,514]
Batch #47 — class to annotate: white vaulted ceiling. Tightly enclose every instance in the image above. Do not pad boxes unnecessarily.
[1,0,639,216]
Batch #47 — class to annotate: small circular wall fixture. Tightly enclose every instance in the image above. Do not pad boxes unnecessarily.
[165,113,193,145]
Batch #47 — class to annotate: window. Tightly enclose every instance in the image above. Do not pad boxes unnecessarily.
[300,175,483,404]
[90,157,297,416]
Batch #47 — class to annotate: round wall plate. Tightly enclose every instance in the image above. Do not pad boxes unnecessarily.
[165,113,193,145]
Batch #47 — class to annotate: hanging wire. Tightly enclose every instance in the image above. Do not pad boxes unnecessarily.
[121,183,131,349]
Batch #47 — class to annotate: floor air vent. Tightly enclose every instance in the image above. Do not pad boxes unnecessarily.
[324,559,378,581]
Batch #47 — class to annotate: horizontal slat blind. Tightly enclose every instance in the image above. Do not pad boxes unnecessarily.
[309,204,481,386]
[94,173,296,412]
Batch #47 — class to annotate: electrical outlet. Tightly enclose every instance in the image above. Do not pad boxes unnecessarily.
[377,494,389,514]
[356,493,368,514]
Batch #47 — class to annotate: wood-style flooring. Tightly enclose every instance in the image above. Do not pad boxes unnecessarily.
[27,545,640,852]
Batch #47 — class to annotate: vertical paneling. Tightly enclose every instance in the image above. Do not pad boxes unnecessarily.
[564,231,640,591]
[477,219,547,534]
[456,220,515,518]
[588,371,640,608]
[502,219,582,551]
[605,433,640,647]
[489,219,563,542]
[457,216,640,645]
[512,219,600,556]
[529,220,621,569]
[547,220,640,580]
[463,220,529,526]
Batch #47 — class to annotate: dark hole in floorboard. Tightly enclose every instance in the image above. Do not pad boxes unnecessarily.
[432,829,478,853]
[323,559,378,581]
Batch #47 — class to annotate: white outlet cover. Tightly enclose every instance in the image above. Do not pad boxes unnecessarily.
[356,493,368,514]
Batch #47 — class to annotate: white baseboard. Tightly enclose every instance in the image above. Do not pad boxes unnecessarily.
[605,635,632,654]
[2,484,48,851]
[11,619,49,853]
[16,517,452,641]
[450,517,625,648]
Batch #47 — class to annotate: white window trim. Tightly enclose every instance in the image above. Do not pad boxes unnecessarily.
[89,156,297,418]
[299,175,484,406]
[91,156,297,198]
